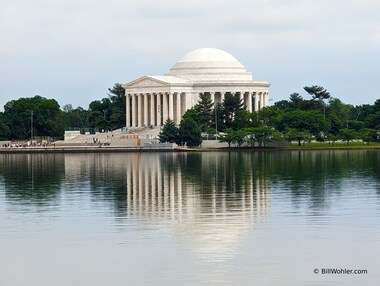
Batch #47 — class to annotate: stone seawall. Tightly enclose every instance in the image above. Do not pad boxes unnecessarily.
[0,146,176,153]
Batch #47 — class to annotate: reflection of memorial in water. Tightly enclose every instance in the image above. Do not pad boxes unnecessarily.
[124,153,270,261]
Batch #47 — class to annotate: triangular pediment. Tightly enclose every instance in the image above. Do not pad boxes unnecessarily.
[125,76,169,88]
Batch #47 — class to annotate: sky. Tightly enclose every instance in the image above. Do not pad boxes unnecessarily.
[1,0,380,111]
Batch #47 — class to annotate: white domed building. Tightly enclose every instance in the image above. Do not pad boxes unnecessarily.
[123,48,270,127]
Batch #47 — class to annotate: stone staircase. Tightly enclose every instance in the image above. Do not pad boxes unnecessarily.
[56,127,162,147]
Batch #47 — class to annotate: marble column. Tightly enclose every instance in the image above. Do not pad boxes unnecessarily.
[126,94,130,128]
[169,92,174,120]
[254,92,259,112]
[156,93,161,126]
[221,92,225,102]
[132,94,136,127]
[265,92,269,107]
[163,92,168,123]
[144,94,148,127]
[176,92,181,125]
[210,92,215,103]
[259,92,263,110]
[137,94,142,127]
[248,92,252,112]
[150,93,155,127]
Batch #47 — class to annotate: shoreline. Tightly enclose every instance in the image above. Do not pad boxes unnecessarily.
[1,145,379,153]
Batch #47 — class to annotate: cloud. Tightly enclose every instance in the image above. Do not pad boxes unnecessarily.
[0,0,379,111]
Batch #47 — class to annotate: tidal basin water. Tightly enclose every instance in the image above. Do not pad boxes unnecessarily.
[0,150,379,286]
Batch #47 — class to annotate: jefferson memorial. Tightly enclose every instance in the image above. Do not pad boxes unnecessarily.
[123,48,270,127]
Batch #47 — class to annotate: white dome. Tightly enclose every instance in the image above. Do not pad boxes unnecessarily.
[166,48,253,82]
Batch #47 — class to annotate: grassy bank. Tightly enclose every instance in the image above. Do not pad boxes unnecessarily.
[287,141,380,149]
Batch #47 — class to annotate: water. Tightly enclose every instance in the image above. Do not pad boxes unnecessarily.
[0,150,379,285]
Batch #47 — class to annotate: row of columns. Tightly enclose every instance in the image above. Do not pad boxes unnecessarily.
[126,92,184,128]
[209,91,269,112]
[126,91,269,128]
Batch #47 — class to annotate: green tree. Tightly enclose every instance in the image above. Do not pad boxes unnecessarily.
[108,83,126,128]
[365,100,380,129]
[179,117,202,147]
[158,119,179,143]
[211,102,224,133]
[249,126,282,147]
[194,93,214,131]
[64,107,90,130]
[328,98,353,130]
[359,128,379,144]
[304,85,331,101]
[218,128,238,148]
[88,98,113,130]
[182,107,200,125]
[233,109,253,130]
[4,96,65,139]
[222,93,244,129]
[279,110,330,140]
[273,99,290,111]
[257,106,283,128]
[0,113,10,139]
[352,104,374,122]
[304,85,331,118]
[289,93,303,110]
[339,128,357,145]
[284,128,312,146]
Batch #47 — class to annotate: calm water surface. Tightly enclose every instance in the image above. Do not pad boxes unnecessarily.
[0,151,379,285]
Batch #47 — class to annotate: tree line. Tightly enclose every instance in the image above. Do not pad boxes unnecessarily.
[158,86,380,147]
[0,84,126,140]
[0,84,379,146]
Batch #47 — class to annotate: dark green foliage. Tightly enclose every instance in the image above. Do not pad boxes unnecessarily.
[279,110,330,136]
[284,128,312,146]
[158,119,179,143]
[3,96,65,139]
[289,93,303,110]
[64,107,90,130]
[219,126,282,147]
[364,99,380,129]
[88,98,113,130]
[339,128,357,145]
[194,93,214,131]
[0,113,10,139]
[359,128,379,143]
[365,111,380,129]
[182,108,200,125]
[241,126,282,147]
[212,102,224,132]
[218,129,239,147]
[222,93,244,129]
[108,83,126,128]
[352,104,373,122]
[233,109,253,130]
[62,83,126,132]
[257,106,283,127]
[328,98,353,129]
[273,100,290,111]
[179,117,202,147]
[304,85,331,101]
